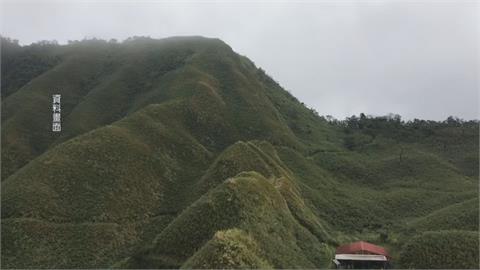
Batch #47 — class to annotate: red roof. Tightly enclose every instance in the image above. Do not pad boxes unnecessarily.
[336,241,390,258]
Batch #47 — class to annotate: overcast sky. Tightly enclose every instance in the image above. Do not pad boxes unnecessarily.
[1,0,478,120]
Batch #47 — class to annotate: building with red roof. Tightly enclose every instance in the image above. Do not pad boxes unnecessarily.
[333,241,390,269]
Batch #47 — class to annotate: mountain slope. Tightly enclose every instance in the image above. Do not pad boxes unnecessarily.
[1,36,478,269]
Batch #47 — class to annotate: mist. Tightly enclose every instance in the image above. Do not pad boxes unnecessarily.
[1,0,478,120]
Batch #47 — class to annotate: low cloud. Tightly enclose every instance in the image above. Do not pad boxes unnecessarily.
[1,0,477,120]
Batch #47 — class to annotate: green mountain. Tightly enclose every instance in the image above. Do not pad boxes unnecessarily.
[1,36,478,269]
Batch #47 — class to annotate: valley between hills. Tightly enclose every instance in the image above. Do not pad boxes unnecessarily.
[1,36,478,269]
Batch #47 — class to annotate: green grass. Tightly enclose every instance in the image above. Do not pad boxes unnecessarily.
[1,36,478,269]
[1,215,174,268]
[181,228,272,269]
[399,230,479,269]
[407,198,479,232]
[121,171,332,269]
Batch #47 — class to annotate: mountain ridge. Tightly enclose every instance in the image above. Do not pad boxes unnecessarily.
[1,36,478,269]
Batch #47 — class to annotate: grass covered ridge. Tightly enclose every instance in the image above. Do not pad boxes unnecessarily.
[399,230,479,269]
[1,36,478,268]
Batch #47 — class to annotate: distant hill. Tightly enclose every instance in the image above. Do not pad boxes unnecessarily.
[1,36,478,269]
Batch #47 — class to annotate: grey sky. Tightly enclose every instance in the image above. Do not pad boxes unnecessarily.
[1,0,478,120]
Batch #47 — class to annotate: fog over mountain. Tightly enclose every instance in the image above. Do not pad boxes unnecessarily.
[1,1,479,268]
[1,35,478,269]
[1,0,477,120]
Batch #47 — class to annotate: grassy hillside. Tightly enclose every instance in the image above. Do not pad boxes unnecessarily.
[1,36,478,269]
[399,230,479,269]
[121,171,333,269]
[181,228,272,269]
[407,198,479,232]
